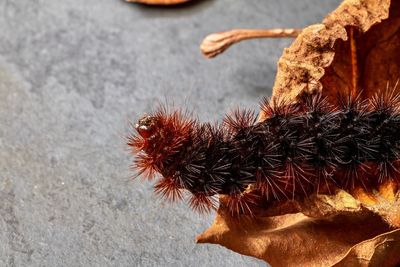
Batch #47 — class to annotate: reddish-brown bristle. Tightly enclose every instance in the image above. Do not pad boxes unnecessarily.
[260,96,299,120]
[224,192,260,217]
[155,108,195,136]
[154,177,183,202]
[375,161,400,184]
[370,87,400,112]
[338,162,371,191]
[283,160,314,199]
[154,109,196,154]
[223,108,256,133]
[255,169,288,200]
[188,193,216,214]
[127,134,146,152]
[133,155,159,180]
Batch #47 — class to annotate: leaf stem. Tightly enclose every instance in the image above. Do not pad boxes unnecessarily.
[200,28,302,58]
[349,27,358,96]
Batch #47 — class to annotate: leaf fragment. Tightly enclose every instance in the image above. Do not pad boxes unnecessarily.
[125,0,190,5]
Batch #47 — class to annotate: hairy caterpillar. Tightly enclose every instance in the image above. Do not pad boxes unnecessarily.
[128,90,400,215]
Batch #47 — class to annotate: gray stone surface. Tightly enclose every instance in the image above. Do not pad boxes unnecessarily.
[0,0,342,266]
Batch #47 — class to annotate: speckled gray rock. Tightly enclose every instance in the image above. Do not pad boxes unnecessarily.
[0,0,342,266]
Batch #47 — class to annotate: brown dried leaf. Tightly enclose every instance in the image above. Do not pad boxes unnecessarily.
[334,229,400,267]
[270,0,400,104]
[353,182,400,228]
[199,0,400,266]
[198,185,400,267]
[125,0,190,5]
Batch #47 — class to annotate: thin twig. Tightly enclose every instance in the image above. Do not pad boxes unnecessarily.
[201,28,302,58]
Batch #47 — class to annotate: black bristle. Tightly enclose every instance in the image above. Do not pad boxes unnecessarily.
[368,89,400,183]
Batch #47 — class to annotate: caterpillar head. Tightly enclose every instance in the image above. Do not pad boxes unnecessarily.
[128,107,196,179]
[135,115,158,139]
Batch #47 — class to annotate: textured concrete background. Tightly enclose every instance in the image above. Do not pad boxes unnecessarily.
[0,0,341,266]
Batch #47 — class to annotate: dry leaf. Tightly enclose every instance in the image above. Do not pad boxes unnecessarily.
[198,0,400,266]
[334,229,400,266]
[198,184,400,267]
[270,0,400,104]
[125,0,190,5]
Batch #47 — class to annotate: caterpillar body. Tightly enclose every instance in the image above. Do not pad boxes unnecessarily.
[128,91,400,215]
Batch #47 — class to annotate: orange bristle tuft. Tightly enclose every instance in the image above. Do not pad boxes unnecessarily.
[154,177,183,202]
[133,155,159,180]
[127,134,146,152]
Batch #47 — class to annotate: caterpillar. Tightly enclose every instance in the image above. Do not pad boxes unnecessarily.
[128,90,400,215]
